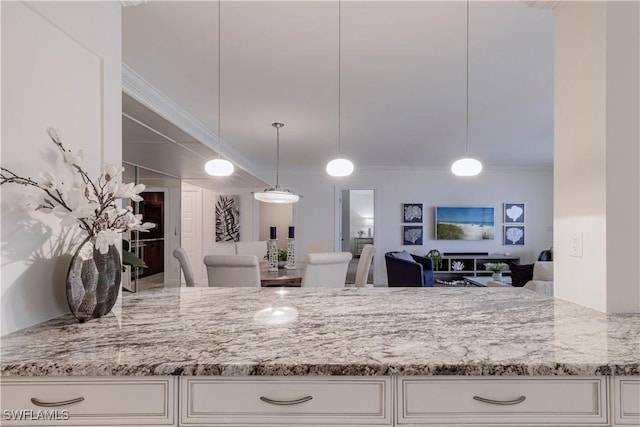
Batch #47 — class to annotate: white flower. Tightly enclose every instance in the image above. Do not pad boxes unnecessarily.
[63,149,84,167]
[37,172,57,190]
[2,128,153,246]
[104,163,123,182]
[95,229,119,254]
[108,182,145,202]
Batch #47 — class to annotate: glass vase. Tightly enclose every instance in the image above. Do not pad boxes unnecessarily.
[66,237,121,322]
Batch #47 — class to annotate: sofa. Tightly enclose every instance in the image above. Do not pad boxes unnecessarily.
[385,251,434,287]
[487,261,554,296]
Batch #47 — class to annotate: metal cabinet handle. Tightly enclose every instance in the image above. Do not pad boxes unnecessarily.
[259,395,313,406]
[31,397,85,407]
[473,395,526,405]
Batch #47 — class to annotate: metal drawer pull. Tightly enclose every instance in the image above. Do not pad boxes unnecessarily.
[473,395,526,405]
[31,397,85,407]
[260,395,313,405]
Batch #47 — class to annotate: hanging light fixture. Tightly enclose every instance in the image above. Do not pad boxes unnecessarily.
[451,0,482,177]
[205,0,234,177]
[253,123,301,204]
[326,0,354,177]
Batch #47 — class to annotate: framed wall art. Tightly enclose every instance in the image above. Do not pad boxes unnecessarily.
[435,206,495,240]
[504,203,525,223]
[403,225,423,245]
[504,225,525,245]
[215,195,240,242]
[403,203,423,223]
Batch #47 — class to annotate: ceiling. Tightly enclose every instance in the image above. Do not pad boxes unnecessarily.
[122,1,554,181]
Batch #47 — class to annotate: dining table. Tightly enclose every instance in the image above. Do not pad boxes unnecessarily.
[259,263,305,287]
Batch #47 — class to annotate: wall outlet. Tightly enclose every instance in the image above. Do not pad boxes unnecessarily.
[569,232,583,257]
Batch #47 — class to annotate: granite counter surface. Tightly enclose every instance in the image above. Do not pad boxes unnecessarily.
[1,287,638,377]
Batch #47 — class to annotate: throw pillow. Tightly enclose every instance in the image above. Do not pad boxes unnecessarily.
[510,263,534,287]
[391,251,415,263]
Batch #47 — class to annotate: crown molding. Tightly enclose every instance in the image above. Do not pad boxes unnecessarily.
[526,1,559,10]
[122,63,257,175]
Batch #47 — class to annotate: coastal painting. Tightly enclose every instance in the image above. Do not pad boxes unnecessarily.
[435,207,495,240]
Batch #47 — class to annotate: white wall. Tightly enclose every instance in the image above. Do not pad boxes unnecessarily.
[1,2,121,335]
[555,1,640,313]
[281,167,553,285]
[259,203,294,250]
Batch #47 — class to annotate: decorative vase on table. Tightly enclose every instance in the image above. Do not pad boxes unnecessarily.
[67,237,122,322]
[492,272,503,281]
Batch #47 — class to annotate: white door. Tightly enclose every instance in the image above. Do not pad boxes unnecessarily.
[181,184,203,286]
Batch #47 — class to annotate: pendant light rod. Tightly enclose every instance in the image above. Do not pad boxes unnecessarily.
[465,0,469,155]
[218,0,222,154]
[273,122,284,188]
[326,0,354,177]
[205,0,234,176]
[338,0,342,155]
[451,0,482,177]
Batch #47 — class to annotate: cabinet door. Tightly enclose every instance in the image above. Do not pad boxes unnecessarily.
[397,376,608,426]
[1,377,176,426]
[180,376,392,426]
[614,376,640,425]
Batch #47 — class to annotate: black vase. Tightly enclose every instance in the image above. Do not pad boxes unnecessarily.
[66,237,121,322]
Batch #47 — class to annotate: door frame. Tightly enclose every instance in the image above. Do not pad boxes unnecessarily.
[334,187,379,284]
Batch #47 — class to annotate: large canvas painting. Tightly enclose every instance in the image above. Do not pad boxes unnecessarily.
[215,195,240,242]
[435,207,495,240]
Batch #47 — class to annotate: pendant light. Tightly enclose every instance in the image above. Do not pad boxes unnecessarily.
[451,0,482,177]
[326,0,354,177]
[205,0,234,177]
[253,123,301,204]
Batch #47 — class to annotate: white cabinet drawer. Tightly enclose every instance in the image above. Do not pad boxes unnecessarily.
[397,376,608,426]
[614,376,640,425]
[180,376,391,426]
[0,377,175,426]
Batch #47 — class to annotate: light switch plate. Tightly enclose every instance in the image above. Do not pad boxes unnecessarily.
[569,232,583,257]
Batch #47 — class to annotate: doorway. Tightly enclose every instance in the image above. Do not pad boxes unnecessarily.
[338,189,376,284]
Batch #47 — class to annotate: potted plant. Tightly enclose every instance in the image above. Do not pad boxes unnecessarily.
[484,262,510,281]
[426,249,443,271]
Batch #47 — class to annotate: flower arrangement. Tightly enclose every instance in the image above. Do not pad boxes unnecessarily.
[484,262,510,273]
[0,128,154,253]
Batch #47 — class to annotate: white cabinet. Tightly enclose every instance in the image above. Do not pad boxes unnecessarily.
[397,376,608,426]
[180,376,392,426]
[613,376,640,426]
[0,377,176,426]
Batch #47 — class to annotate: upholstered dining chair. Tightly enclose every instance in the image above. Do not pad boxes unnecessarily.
[301,252,352,288]
[354,244,375,287]
[172,247,195,287]
[203,254,261,287]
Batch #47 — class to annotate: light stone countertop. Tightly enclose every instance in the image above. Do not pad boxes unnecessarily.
[1,287,638,376]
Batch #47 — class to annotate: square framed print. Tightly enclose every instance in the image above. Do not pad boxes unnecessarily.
[403,225,423,245]
[504,203,525,223]
[504,225,525,245]
[403,203,423,223]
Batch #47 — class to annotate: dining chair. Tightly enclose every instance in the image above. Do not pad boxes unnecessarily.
[172,247,195,287]
[301,252,352,288]
[203,254,261,287]
[235,241,268,261]
[354,244,375,287]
